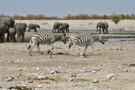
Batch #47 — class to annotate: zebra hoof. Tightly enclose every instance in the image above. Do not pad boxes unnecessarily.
[80,52,85,58]
[80,52,84,56]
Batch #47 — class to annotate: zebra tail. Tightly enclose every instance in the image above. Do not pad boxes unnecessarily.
[28,40,32,50]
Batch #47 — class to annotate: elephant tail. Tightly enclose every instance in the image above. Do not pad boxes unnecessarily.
[28,40,32,50]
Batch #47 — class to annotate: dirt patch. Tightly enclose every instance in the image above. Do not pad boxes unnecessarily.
[0,40,135,89]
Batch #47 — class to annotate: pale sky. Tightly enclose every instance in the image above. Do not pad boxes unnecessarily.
[0,0,134,17]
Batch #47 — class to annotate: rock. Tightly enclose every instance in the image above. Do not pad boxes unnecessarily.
[107,73,116,80]
[7,77,14,82]
[8,85,30,90]
[68,78,74,81]
[57,52,64,55]
[49,70,59,74]
[35,75,48,80]
[28,80,33,83]
[130,68,135,71]
[92,71,96,74]
[36,67,40,70]
[93,79,99,83]
[38,85,42,88]
[124,69,128,72]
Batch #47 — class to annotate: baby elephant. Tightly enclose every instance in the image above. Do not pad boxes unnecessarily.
[28,24,40,32]
[14,23,27,42]
[9,28,16,42]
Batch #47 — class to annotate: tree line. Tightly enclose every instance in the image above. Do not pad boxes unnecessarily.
[0,13,135,20]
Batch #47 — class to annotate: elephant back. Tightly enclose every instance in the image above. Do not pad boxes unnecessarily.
[0,17,15,28]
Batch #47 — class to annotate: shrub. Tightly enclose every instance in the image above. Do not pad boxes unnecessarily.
[111,15,121,24]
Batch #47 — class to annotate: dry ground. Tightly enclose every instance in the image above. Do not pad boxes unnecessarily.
[0,38,135,89]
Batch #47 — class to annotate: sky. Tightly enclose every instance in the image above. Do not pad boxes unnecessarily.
[0,0,134,17]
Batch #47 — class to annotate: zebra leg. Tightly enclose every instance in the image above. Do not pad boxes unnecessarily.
[91,43,97,55]
[71,44,76,56]
[80,46,88,57]
[47,43,54,54]
[37,44,43,55]
[28,44,36,56]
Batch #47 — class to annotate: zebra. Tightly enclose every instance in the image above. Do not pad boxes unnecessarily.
[68,34,105,57]
[28,33,67,56]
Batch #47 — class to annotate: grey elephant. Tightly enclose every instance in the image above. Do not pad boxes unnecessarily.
[0,17,15,41]
[0,24,8,42]
[9,28,16,42]
[28,24,40,32]
[63,23,69,33]
[97,22,109,34]
[58,25,65,33]
[53,22,63,33]
[14,23,27,42]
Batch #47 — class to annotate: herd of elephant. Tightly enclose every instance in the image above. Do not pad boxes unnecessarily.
[0,16,109,43]
[0,17,40,42]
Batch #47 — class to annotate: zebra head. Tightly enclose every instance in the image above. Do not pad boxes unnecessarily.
[99,34,105,44]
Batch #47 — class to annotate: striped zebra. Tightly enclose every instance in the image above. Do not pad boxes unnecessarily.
[68,34,105,57]
[28,33,67,56]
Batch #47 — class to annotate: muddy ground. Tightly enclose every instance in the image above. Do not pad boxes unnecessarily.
[0,32,135,90]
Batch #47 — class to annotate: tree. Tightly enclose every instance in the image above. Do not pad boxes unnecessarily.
[111,15,121,24]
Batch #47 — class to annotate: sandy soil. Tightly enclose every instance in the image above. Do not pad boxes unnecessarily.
[15,20,135,31]
[0,33,135,89]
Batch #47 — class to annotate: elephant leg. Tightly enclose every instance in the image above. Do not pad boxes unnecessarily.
[67,29,69,33]
[106,29,108,34]
[6,32,10,42]
[22,34,24,42]
[10,34,12,42]
[0,33,4,42]
[99,28,101,34]
[34,29,37,32]
[14,33,16,42]
[17,34,20,42]
[103,29,105,34]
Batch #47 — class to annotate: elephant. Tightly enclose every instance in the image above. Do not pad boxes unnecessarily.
[0,17,15,41]
[9,28,16,42]
[14,23,27,42]
[97,22,109,34]
[28,24,40,32]
[58,23,70,33]
[58,25,65,33]
[63,23,69,33]
[52,22,63,33]
[0,24,8,42]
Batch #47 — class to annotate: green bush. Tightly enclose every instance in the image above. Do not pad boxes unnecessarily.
[111,15,121,24]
